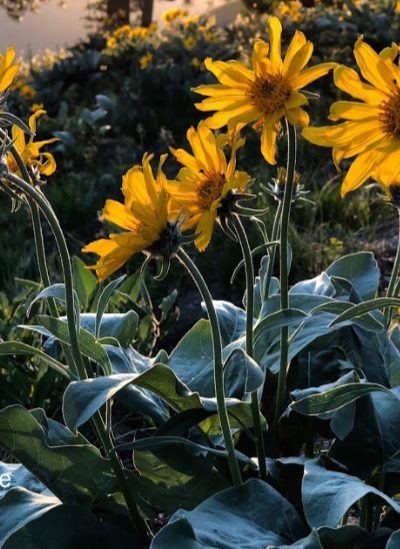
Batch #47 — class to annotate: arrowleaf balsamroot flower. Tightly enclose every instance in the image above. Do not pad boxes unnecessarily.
[303,39,400,197]
[0,47,19,93]
[6,109,58,177]
[167,122,251,251]
[193,16,337,164]
[83,154,181,282]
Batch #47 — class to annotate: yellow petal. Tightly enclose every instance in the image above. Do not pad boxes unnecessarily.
[268,16,282,72]
[0,65,19,92]
[292,62,337,90]
[28,109,46,135]
[195,96,249,113]
[203,104,259,130]
[192,84,246,98]
[286,107,309,126]
[103,199,140,231]
[169,146,200,172]
[261,121,279,165]
[333,65,385,105]
[284,41,313,79]
[340,150,378,197]
[328,100,379,121]
[251,39,270,78]
[203,58,254,87]
[285,90,308,110]
[283,30,307,76]
[354,38,396,94]
[194,209,217,251]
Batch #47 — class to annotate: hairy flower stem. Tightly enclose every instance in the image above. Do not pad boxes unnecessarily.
[264,200,283,299]
[385,209,400,326]
[274,120,297,428]
[232,214,267,482]
[6,171,148,540]
[177,248,242,485]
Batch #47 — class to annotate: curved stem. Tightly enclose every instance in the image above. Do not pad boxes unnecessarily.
[177,248,242,485]
[274,120,297,427]
[6,171,85,380]
[231,214,267,481]
[8,142,77,371]
[6,171,148,538]
[385,208,400,326]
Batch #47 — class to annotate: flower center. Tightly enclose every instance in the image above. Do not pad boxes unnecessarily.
[380,89,400,137]
[198,174,226,209]
[247,74,292,117]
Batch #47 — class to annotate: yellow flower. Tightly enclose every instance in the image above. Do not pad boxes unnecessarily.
[167,122,251,251]
[107,36,117,49]
[193,16,337,164]
[6,110,58,177]
[139,52,153,70]
[396,1,400,13]
[162,8,189,24]
[0,47,19,93]
[19,84,36,99]
[183,15,199,28]
[183,36,197,49]
[191,57,202,68]
[83,154,180,282]
[302,39,400,197]
[114,24,132,38]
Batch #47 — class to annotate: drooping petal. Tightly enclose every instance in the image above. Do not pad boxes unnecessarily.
[203,103,259,130]
[286,107,309,126]
[251,39,270,78]
[261,121,279,165]
[194,209,218,251]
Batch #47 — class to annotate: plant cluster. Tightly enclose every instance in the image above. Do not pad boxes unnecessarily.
[2,11,400,547]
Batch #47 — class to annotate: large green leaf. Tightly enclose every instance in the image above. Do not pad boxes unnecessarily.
[79,312,139,347]
[325,251,379,301]
[3,504,139,549]
[0,406,118,506]
[63,364,255,434]
[21,315,112,374]
[0,488,61,547]
[151,479,307,548]
[302,458,400,528]
[133,445,230,514]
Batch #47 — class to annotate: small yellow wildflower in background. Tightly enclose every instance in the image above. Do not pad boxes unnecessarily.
[194,16,337,165]
[183,15,199,28]
[6,110,58,177]
[19,84,36,99]
[0,47,19,93]
[277,1,303,23]
[191,57,202,69]
[107,36,117,49]
[184,36,197,50]
[162,9,189,24]
[303,39,400,197]
[83,154,180,281]
[139,52,153,70]
[167,122,250,251]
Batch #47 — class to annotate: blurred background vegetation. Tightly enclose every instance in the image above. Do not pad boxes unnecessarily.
[1,0,399,411]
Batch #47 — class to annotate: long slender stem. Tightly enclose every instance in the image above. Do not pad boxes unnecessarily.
[264,200,283,299]
[6,170,148,539]
[385,208,400,326]
[177,248,242,485]
[232,214,267,481]
[274,120,297,427]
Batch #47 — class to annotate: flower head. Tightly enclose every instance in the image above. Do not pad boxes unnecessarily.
[0,47,19,94]
[162,9,189,24]
[193,16,336,164]
[302,39,400,197]
[6,109,58,177]
[83,154,180,282]
[167,122,251,251]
